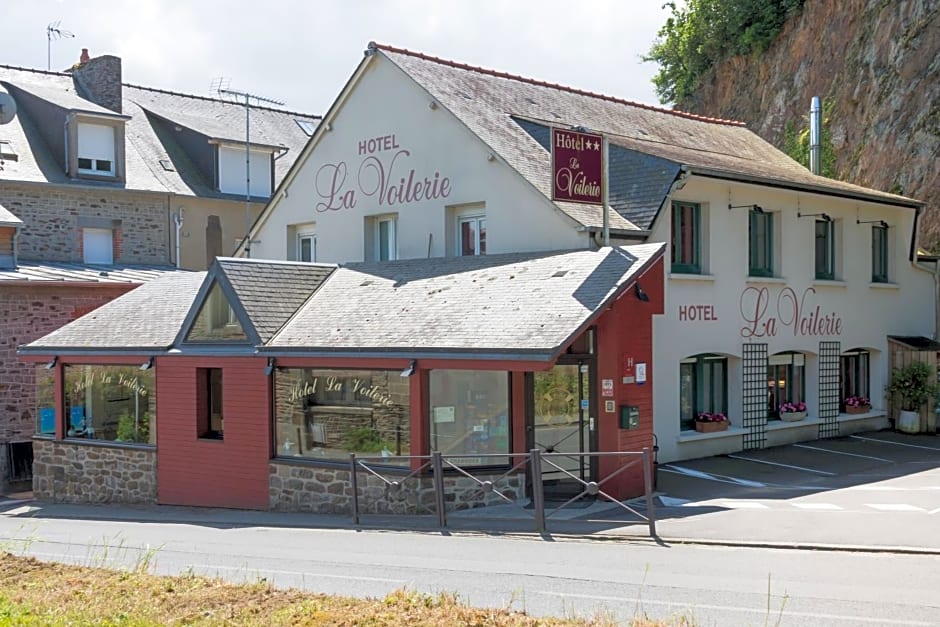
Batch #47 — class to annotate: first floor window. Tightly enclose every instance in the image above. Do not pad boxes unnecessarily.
[298,232,317,262]
[198,368,224,439]
[273,368,411,464]
[429,370,510,465]
[872,224,889,282]
[83,227,113,264]
[767,353,805,419]
[841,350,870,407]
[679,354,727,431]
[748,209,773,277]
[458,215,486,256]
[671,201,700,273]
[63,365,155,443]
[815,219,835,279]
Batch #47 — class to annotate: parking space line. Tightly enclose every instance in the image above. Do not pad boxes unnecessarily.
[726,454,836,475]
[929,508,940,515]
[792,443,892,462]
[850,436,940,452]
[793,502,842,510]
[865,504,925,512]
[658,464,768,487]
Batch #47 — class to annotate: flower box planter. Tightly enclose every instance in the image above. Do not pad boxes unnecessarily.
[779,411,807,422]
[695,420,729,433]
[844,405,871,415]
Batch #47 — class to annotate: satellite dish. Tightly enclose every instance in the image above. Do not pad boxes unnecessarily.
[0,90,17,125]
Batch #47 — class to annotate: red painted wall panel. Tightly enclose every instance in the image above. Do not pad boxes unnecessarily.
[155,356,272,510]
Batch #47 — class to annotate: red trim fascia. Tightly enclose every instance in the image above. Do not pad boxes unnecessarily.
[369,42,746,127]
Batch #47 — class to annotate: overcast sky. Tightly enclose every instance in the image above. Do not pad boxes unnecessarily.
[5,1,672,115]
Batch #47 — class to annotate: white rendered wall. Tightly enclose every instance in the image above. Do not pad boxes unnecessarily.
[649,177,935,462]
[250,56,585,263]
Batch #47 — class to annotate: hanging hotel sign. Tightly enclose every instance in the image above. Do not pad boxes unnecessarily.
[740,285,843,338]
[551,128,603,205]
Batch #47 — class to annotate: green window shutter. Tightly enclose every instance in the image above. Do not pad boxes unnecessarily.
[872,226,888,282]
[814,220,834,280]
[671,202,701,274]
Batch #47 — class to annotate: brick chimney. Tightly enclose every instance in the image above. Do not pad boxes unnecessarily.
[69,51,123,114]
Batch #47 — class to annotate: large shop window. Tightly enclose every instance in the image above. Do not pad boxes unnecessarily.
[35,365,56,436]
[841,349,870,407]
[274,368,411,465]
[63,365,155,443]
[871,224,889,283]
[767,352,805,419]
[679,355,727,431]
[671,201,700,273]
[815,219,835,280]
[429,370,510,465]
[748,209,773,277]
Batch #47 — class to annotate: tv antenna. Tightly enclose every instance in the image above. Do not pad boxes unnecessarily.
[46,21,75,71]
[218,86,284,258]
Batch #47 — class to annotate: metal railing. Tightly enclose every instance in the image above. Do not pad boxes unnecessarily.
[348,447,656,536]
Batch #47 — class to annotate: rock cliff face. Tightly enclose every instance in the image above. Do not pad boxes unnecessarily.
[680,0,939,247]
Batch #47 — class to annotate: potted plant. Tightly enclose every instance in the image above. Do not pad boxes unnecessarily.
[779,401,807,422]
[694,411,729,433]
[888,361,938,434]
[843,396,871,415]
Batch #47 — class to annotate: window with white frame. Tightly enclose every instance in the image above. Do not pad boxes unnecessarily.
[458,214,486,256]
[77,123,115,176]
[82,228,113,264]
[218,145,272,197]
[297,231,317,262]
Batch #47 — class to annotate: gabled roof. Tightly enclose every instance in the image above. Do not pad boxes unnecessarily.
[21,245,664,362]
[0,63,319,197]
[269,243,663,359]
[215,258,335,342]
[370,42,921,229]
[19,270,204,353]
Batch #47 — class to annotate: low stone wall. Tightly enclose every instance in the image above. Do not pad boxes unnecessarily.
[32,438,156,504]
[269,461,526,515]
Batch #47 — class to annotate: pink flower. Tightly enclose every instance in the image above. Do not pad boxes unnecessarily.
[780,401,806,413]
[844,396,870,407]
[696,412,729,423]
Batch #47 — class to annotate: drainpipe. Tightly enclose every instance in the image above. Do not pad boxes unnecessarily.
[173,208,184,269]
[809,96,821,175]
[63,114,71,174]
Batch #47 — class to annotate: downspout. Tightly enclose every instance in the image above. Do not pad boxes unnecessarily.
[173,207,184,269]
[63,114,71,174]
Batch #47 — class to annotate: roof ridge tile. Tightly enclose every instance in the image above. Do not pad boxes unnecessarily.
[368,41,746,127]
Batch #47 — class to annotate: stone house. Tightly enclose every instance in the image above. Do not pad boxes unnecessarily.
[0,50,318,490]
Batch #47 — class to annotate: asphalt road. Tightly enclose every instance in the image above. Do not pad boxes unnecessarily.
[2,507,938,626]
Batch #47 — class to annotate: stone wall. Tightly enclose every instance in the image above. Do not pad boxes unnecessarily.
[269,460,526,515]
[32,438,156,504]
[0,182,170,264]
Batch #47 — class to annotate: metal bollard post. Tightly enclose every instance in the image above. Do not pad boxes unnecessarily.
[432,451,447,529]
[350,453,360,526]
[643,447,656,537]
[530,448,545,533]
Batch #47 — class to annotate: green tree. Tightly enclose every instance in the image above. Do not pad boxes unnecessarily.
[645,0,805,104]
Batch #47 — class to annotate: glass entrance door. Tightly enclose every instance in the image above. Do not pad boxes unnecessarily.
[529,362,595,499]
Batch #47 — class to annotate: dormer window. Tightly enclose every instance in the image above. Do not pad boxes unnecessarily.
[77,123,116,176]
[217,144,273,197]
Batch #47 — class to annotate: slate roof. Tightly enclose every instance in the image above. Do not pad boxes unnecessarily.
[371,43,920,230]
[0,261,182,284]
[270,243,663,358]
[216,258,335,342]
[19,270,205,352]
[0,63,319,197]
[0,201,22,227]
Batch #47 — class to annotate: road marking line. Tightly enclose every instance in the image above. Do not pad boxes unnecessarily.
[792,443,892,462]
[845,486,940,492]
[726,454,837,475]
[865,503,925,512]
[658,464,767,487]
[537,591,932,625]
[717,500,769,509]
[850,436,940,452]
[927,507,940,515]
[792,503,843,510]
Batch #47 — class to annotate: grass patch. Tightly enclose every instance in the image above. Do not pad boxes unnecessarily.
[0,552,682,626]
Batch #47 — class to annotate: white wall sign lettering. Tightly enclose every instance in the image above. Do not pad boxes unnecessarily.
[315,134,452,212]
[740,285,843,338]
